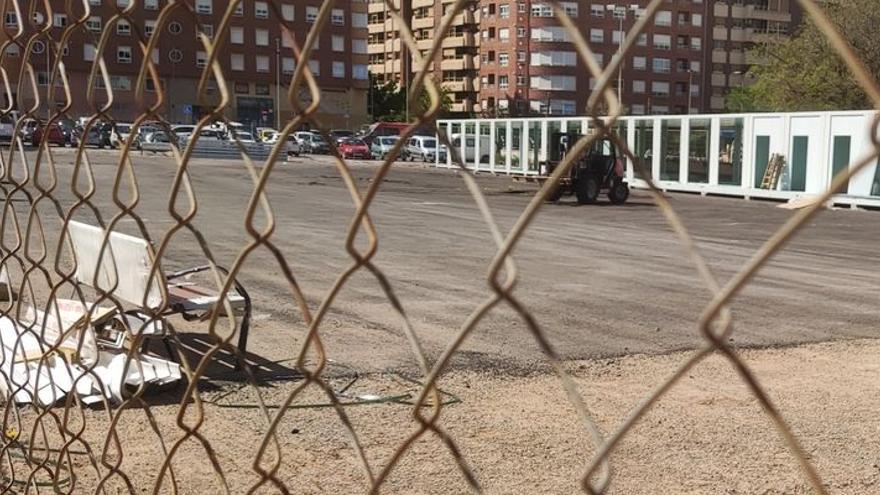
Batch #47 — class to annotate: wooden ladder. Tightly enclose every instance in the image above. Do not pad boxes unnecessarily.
[760,154,786,190]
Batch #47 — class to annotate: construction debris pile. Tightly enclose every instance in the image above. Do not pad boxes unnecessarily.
[0,298,181,407]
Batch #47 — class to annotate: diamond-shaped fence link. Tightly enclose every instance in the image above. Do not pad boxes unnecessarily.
[0,0,871,492]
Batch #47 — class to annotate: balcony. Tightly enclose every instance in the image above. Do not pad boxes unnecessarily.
[442,79,475,93]
[712,49,727,64]
[450,101,474,113]
[412,0,433,8]
[412,16,434,30]
[439,57,475,71]
[442,32,474,48]
[451,10,476,26]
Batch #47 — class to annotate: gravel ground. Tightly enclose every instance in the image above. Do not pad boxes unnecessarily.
[3,148,879,493]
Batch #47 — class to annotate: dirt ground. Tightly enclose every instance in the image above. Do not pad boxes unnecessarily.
[5,149,880,493]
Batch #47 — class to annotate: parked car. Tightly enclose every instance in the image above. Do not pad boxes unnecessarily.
[32,123,67,146]
[293,131,315,152]
[231,131,257,143]
[285,135,301,158]
[256,127,276,142]
[20,119,40,144]
[297,132,328,154]
[74,123,113,148]
[171,125,197,139]
[110,123,134,148]
[339,138,371,159]
[404,136,446,162]
[371,136,399,160]
[0,113,18,143]
[329,129,355,144]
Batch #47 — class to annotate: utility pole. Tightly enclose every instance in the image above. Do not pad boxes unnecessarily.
[687,69,693,115]
[275,37,281,129]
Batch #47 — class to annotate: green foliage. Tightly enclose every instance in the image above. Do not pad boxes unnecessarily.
[368,79,453,122]
[727,0,880,112]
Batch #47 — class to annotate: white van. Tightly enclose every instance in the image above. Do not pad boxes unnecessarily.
[449,134,491,163]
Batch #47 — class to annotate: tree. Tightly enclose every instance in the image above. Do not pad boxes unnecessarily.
[368,77,453,121]
[727,0,880,112]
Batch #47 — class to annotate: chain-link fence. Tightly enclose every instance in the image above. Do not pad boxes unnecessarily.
[0,0,874,493]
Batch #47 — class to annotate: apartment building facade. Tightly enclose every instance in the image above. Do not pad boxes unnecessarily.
[369,0,801,117]
[710,0,799,111]
[368,0,481,115]
[3,0,370,128]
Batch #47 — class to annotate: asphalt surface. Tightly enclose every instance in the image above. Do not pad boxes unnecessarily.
[16,149,880,373]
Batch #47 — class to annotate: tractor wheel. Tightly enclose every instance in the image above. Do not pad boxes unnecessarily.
[545,182,564,202]
[575,176,600,204]
[608,181,630,205]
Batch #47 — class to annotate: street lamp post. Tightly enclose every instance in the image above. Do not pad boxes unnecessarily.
[606,4,640,112]
[275,37,281,129]
[687,69,694,115]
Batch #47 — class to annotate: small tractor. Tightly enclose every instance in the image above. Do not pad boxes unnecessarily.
[540,132,630,205]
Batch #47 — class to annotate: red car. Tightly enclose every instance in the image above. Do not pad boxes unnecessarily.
[338,138,371,159]
[32,123,67,146]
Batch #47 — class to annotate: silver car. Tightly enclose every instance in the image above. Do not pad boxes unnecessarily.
[404,136,446,162]
[371,136,399,160]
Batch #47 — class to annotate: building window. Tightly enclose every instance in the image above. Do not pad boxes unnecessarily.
[633,80,645,93]
[117,19,130,36]
[517,27,526,38]
[499,75,509,89]
[86,16,101,32]
[353,64,368,80]
[168,48,183,63]
[234,82,249,94]
[306,6,318,23]
[499,52,508,67]
[653,34,671,50]
[332,61,345,78]
[168,21,182,34]
[590,28,603,43]
[144,0,158,10]
[256,56,269,73]
[353,12,367,27]
[255,28,269,46]
[590,4,604,17]
[632,56,647,70]
[196,51,207,68]
[231,53,244,71]
[499,28,509,40]
[201,24,213,38]
[144,20,156,36]
[332,35,344,52]
[196,0,212,15]
[234,3,243,16]
[352,39,367,54]
[53,13,67,27]
[255,2,269,19]
[231,26,243,44]
[499,4,509,18]
[117,46,132,64]
[331,8,344,25]
[655,11,672,26]
[282,57,295,74]
[32,41,45,54]
[308,60,320,76]
[651,81,670,96]
[652,57,671,73]
[282,5,295,21]
[255,84,270,96]
[84,43,96,61]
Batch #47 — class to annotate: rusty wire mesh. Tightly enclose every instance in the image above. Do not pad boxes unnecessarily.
[0,0,872,493]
